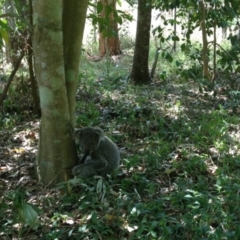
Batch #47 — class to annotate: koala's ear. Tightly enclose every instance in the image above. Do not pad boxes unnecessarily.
[94,127,104,136]
[93,127,105,143]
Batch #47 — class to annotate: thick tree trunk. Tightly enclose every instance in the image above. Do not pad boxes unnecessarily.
[63,0,88,126]
[99,0,121,57]
[131,0,151,84]
[33,0,88,185]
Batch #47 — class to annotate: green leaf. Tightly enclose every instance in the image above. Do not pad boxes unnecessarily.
[117,16,122,25]
[236,225,240,239]
[0,27,9,45]
[19,203,39,229]
[175,60,181,67]
[172,36,180,41]
[91,211,98,224]
[117,0,122,6]
[180,43,185,51]
[184,194,193,198]
[96,1,103,14]
[165,53,173,62]
[235,66,240,73]
[0,20,11,31]
[105,5,112,17]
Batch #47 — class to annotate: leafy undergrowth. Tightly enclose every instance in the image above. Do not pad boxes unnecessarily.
[1,54,240,239]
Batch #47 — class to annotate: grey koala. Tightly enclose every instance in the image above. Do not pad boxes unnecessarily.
[72,127,120,177]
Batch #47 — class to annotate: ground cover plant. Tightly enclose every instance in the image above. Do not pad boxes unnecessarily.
[0,40,240,239]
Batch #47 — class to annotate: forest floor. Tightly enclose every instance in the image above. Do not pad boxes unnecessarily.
[0,50,240,239]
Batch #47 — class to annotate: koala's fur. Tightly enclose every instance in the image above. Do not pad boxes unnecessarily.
[72,127,120,177]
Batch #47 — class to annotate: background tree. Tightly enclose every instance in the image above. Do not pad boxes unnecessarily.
[27,0,39,114]
[131,0,152,84]
[154,0,240,83]
[98,0,121,57]
[4,0,20,66]
[32,0,88,185]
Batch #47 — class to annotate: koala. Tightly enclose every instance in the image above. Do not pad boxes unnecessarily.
[72,127,120,178]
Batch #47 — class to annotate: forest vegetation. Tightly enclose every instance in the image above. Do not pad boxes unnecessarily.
[0,0,240,239]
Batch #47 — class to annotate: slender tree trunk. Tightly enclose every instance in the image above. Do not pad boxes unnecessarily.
[93,0,98,43]
[27,0,39,115]
[173,7,177,51]
[185,12,191,44]
[150,47,160,78]
[199,0,209,79]
[212,19,216,83]
[33,0,88,185]
[131,0,152,84]
[99,0,121,57]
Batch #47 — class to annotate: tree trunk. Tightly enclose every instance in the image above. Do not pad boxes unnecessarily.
[173,7,177,52]
[62,0,88,126]
[99,0,121,57]
[199,0,209,79]
[27,0,40,115]
[32,0,88,185]
[131,0,152,84]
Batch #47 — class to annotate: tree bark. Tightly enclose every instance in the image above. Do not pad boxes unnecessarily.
[131,0,152,84]
[99,0,121,57]
[63,0,88,126]
[32,0,88,185]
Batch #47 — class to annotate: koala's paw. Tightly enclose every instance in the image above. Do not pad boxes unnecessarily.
[72,165,96,178]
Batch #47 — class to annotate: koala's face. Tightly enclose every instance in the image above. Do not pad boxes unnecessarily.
[76,128,101,153]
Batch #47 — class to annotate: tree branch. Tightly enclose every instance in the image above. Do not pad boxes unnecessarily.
[0,13,19,19]
[0,51,25,106]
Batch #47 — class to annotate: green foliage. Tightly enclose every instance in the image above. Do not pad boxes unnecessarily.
[153,0,240,84]
[0,189,40,238]
[0,0,28,48]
